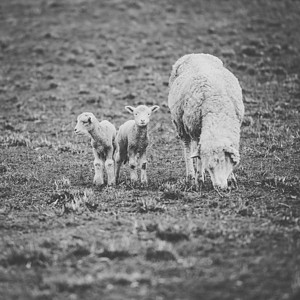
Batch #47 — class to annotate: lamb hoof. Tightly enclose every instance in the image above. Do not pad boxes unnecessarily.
[184,176,195,190]
[129,179,138,188]
[107,180,116,187]
[104,186,115,192]
[214,187,224,197]
[186,174,195,182]
[141,181,148,187]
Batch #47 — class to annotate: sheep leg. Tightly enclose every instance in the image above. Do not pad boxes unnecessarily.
[195,157,204,191]
[105,147,115,186]
[191,140,198,175]
[115,151,122,184]
[128,150,138,183]
[140,153,148,185]
[93,150,104,186]
[228,172,238,190]
[183,138,195,182]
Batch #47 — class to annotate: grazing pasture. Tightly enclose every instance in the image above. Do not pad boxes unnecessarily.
[0,0,299,299]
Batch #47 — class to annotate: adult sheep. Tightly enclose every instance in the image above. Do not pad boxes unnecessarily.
[168,53,244,192]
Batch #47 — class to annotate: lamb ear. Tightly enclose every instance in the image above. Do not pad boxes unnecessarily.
[125,106,135,114]
[224,146,240,165]
[151,105,160,113]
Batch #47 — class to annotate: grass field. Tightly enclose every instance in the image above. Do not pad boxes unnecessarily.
[0,0,300,299]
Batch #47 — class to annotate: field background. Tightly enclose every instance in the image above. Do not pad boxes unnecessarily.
[0,0,300,299]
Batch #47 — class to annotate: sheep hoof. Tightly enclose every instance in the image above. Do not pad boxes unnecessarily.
[214,186,233,197]
[228,173,238,190]
[214,187,225,198]
[185,175,195,186]
[195,179,204,194]
[93,178,104,186]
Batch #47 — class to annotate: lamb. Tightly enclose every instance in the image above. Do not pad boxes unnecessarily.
[74,112,117,186]
[168,53,244,192]
[115,105,160,184]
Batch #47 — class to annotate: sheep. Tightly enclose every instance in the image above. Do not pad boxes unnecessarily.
[115,105,160,185]
[168,53,244,192]
[74,112,117,186]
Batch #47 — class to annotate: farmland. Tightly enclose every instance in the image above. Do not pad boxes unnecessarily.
[0,0,300,299]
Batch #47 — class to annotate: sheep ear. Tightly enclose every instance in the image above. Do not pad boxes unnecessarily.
[190,150,200,159]
[174,55,191,76]
[224,146,240,165]
[151,105,160,113]
[125,106,135,114]
[191,144,200,158]
[169,55,190,86]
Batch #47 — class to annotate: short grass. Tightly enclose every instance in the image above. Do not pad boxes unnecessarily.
[0,0,300,299]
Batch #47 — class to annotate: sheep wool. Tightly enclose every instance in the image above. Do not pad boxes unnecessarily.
[115,105,160,184]
[74,112,117,186]
[168,53,244,191]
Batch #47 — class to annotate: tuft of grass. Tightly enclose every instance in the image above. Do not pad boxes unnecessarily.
[95,237,137,260]
[55,141,85,154]
[136,197,166,213]
[35,137,54,148]
[145,240,179,261]
[1,244,51,267]
[96,248,132,260]
[96,271,153,286]
[292,272,300,295]
[261,175,300,196]
[160,182,184,200]
[0,133,32,148]
[156,224,190,243]
[44,271,153,292]
[43,274,94,292]
[54,177,71,190]
[49,179,98,214]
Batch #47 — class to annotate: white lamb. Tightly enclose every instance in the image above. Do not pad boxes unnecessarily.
[74,112,116,186]
[115,105,160,184]
[168,53,244,191]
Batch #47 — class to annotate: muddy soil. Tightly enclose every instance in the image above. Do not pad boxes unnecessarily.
[0,0,300,299]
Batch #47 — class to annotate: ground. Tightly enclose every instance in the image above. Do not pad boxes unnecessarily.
[0,0,300,299]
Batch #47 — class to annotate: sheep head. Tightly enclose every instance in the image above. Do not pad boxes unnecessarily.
[169,54,192,86]
[192,143,240,190]
[169,53,224,86]
[74,112,96,136]
[125,105,160,127]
